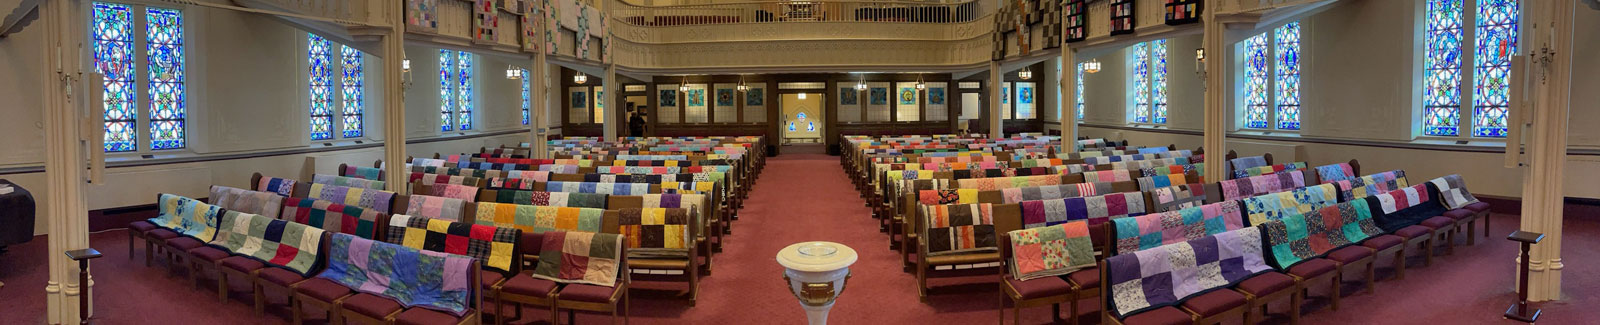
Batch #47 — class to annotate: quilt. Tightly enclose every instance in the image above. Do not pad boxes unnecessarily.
[282,197,385,239]
[547,181,651,195]
[1136,174,1188,192]
[491,190,607,208]
[531,231,624,287]
[410,173,481,187]
[151,193,223,241]
[256,176,297,197]
[1242,183,1338,226]
[1235,162,1306,179]
[1113,201,1244,254]
[1260,200,1384,269]
[343,165,384,180]
[308,183,396,214]
[661,181,714,195]
[999,183,1114,204]
[1368,183,1443,232]
[319,233,474,316]
[1107,227,1271,319]
[1335,170,1409,200]
[920,203,996,256]
[1021,192,1147,228]
[211,210,324,275]
[618,208,692,258]
[1228,155,1269,178]
[1428,174,1479,210]
[1219,171,1306,201]
[313,174,387,191]
[957,175,1062,191]
[418,183,480,202]
[1006,221,1094,281]
[1150,184,1206,213]
[386,214,520,274]
[1314,163,1356,184]
[487,177,538,190]
[209,185,284,219]
[475,202,605,234]
[1083,170,1133,183]
[405,195,467,221]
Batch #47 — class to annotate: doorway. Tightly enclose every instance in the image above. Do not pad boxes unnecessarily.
[780,92,824,144]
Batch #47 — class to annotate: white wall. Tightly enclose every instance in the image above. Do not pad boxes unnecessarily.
[0,2,532,235]
[1051,1,1600,200]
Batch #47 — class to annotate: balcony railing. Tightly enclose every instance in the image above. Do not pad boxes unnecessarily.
[611,0,984,27]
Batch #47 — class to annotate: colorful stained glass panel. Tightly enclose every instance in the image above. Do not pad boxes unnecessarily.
[440,50,453,131]
[1423,0,1463,136]
[457,51,473,130]
[309,34,334,140]
[341,45,364,138]
[1076,62,1084,120]
[94,3,137,152]
[1151,40,1168,124]
[146,7,185,150]
[1131,42,1150,123]
[521,69,531,125]
[1275,22,1301,130]
[1243,34,1270,129]
[1472,0,1515,138]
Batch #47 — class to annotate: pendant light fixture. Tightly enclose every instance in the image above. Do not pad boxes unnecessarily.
[574,72,588,84]
[915,74,926,90]
[1084,59,1102,74]
[855,74,868,91]
[505,65,522,79]
[737,75,749,92]
[679,77,689,92]
[1018,67,1033,80]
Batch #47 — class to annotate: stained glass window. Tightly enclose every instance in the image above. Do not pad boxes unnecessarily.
[1151,40,1168,124]
[521,69,531,125]
[1423,0,1463,136]
[93,3,137,152]
[1242,34,1270,129]
[1130,42,1150,123]
[308,34,334,140]
[1274,22,1302,130]
[340,45,364,138]
[439,50,453,131]
[457,51,473,130]
[146,7,184,150]
[1076,62,1084,120]
[1472,0,1516,138]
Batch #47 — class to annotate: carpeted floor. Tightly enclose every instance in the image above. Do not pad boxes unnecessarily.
[1,145,1596,324]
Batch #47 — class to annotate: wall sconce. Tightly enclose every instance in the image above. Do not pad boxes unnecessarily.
[1195,48,1207,81]
[1018,67,1033,80]
[737,75,749,92]
[402,58,411,73]
[574,72,588,84]
[1083,59,1101,74]
[505,65,522,80]
[1195,48,1206,62]
[401,55,413,89]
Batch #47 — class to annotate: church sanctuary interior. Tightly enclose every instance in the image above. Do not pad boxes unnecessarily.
[3,0,1600,324]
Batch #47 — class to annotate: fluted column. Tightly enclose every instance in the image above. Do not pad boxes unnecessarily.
[40,0,92,323]
[1518,0,1572,302]
[1200,0,1227,180]
[988,61,1003,138]
[1060,46,1077,152]
[381,0,408,194]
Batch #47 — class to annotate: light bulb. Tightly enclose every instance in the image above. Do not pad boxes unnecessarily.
[798,93,807,100]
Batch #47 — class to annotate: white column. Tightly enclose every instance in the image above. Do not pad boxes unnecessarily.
[1060,47,1077,152]
[530,52,547,156]
[989,61,1003,138]
[1519,0,1573,302]
[40,1,91,323]
[381,0,408,193]
[602,64,618,141]
[1200,2,1227,180]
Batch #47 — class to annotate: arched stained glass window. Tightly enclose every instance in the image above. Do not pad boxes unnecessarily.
[1274,22,1301,130]
[457,51,473,130]
[439,50,454,131]
[1242,33,1271,129]
[1422,0,1464,136]
[308,34,334,140]
[1076,62,1084,120]
[146,7,185,150]
[1130,42,1150,123]
[340,45,364,138]
[1472,0,1516,138]
[93,3,137,152]
[1151,40,1168,124]
[522,69,531,125]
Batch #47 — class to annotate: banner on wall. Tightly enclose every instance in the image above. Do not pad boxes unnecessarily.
[744,84,766,123]
[544,0,558,55]
[895,82,920,122]
[926,82,948,121]
[685,84,708,123]
[714,83,737,123]
[867,82,890,122]
[1015,82,1035,119]
[474,0,500,42]
[592,86,604,124]
[570,86,590,124]
[658,89,680,123]
[838,86,861,122]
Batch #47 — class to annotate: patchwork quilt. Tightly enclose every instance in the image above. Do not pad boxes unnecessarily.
[618,208,693,258]
[256,176,297,197]
[386,214,520,274]
[486,177,538,191]
[343,165,383,180]
[490,190,607,208]
[1139,165,1196,183]
[1234,162,1306,179]
[1006,221,1094,281]
[1242,183,1338,226]
[307,183,396,214]
[405,195,467,221]
[1107,227,1271,319]
[920,203,996,256]
[1219,170,1307,201]
[1053,164,1095,174]
[1021,192,1147,228]
[209,185,283,219]
[312,174,386,191]
[918,189,979,205]
[419,183,480,202]
[540,164,581,174]
[409,173,481,187]
[1260,200,1384,269]
[1367,183,1443,232]
[547,181,651,195]
[957,175,1062,191]
[999,183,1114,204]
[1428,174,1479,210]
[532,231,624,287]
[1228,155,1269,177]
[151,193,223,241]
[1136,174,1188,192]
[474,202,605,234]
[319,233,474,316]
[1335,170,1409,200]
[661,181,714,195]
[211,210,324,275]
[410,157,450,167]
[282,197,385,239]
[1113,201,1244,254]
[1150,184,1207,213]
[1314,163,1356,184]
[1083,170,1133,183]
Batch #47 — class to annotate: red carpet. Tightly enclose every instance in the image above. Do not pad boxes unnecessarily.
[1,146,1596,324]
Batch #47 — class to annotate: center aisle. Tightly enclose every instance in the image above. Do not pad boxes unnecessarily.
[596,144,1065,324]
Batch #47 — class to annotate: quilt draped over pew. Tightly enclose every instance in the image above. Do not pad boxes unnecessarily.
[1000,183,1115,204]
[151,194,223,240]
[1006,221,1094,281]
[533,231,624,287]
[211,210,325,275]
[281,197,385,239]
[1021,192,1147,228]
[386,214,520,274]
[1113,201,1245,254]
[1242,183,1339,226]
[619,208,693,258]
[920,203,996,256]
[313,174,386,191]
[210,185,284,218]
[308,183,396,214]
[1107,227,1271,318]
[320,233,474,316]
[474,203,605,234]
[1259,200,1384,269]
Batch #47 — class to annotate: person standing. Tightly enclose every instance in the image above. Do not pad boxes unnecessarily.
[629,109,647,136]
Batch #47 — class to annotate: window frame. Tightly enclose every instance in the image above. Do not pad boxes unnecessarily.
[1418,0,1517,140]
[1237,21,1303,132]
[89,1,190,154]
[306,33,367,142]
[1127,40,1167,125]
